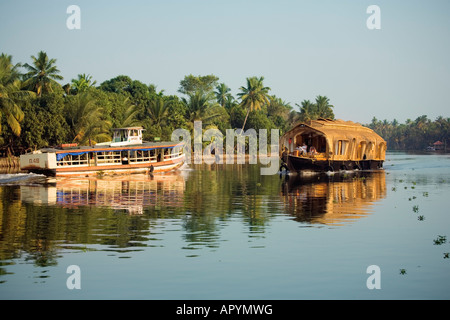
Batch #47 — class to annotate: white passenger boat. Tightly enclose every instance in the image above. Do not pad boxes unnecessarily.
[20,127,185,176]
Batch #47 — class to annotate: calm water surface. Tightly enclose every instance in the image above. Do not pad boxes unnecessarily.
[0,151,449,299]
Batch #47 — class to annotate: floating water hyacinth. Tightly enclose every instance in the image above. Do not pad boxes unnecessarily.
[433,235,447,245]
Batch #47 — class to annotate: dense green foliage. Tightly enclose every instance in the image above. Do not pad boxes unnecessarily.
[366,116,450,151]
[0,51,448,155]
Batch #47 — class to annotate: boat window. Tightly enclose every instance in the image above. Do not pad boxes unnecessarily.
[341,141,347,155]
[96,151,121,164]
[377,143,386,158]
[56,153,89,166]
[358,142,367,159]
[367,142,374,157]
[334,140,348,155]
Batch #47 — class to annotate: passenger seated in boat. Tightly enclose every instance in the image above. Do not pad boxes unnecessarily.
[301,144,307,155]
[309,146,317,156]
[122,156,128,165]
[295,145,305,156]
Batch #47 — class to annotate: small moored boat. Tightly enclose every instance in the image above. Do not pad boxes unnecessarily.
[280,119,386,172]
[20,127,185,176]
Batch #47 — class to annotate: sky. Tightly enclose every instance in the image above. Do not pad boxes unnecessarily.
[1,0,449,124]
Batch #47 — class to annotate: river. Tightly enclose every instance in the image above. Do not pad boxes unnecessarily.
[0,151,449,300]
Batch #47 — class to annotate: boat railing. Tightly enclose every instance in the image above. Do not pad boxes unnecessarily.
[128,150,157,163]
[56,146,184,168]
[164,149,183,161]
[96,152,122,165]
[57,154,89,167]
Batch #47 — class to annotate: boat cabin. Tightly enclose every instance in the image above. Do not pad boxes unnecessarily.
[111,127,144,146]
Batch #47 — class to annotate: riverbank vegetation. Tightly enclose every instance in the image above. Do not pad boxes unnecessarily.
[367,116,449,151]
[1,51,448,157]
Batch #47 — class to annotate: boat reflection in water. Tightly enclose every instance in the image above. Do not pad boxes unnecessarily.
[280,171,386,226]
[20,172,186,215]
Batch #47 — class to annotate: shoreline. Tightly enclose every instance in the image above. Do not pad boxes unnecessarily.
[0,156,20,168]
[1,149,448,170]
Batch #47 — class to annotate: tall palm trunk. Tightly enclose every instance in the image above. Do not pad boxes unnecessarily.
[241,109,250,132]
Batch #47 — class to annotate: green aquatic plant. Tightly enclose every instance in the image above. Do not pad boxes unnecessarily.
[417,215,425,221]
[444,253,449,259]
[423,192,429,197]
[412,205,419,213]
[433,235,447,245]
[399,269,407,275]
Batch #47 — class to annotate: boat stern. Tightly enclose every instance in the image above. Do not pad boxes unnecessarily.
[20,152,57,173]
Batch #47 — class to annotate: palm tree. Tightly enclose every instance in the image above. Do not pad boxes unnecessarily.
[65,93,111,146]
[0,54,35,136]
[267,96,291,118]
[296,99,315,122]
[237,76,270,130]
[70,73,97,94]
[22,51,63,96]
[0,80,35,137]
[116,97,141,128]
[296,96,335,122]
[314,95,335,119]
[145,96,171,134]
[214,83,232,108]
[0,53,21,85]
[182,91,224,129]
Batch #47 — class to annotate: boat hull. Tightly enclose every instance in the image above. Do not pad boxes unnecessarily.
[283,155,383,172]
[26,155,185,177]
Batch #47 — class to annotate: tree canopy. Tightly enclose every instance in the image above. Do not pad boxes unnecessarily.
[22,51,63,96]
[178,74,219,95]
[0,50,448,156]
[296,95,335,122]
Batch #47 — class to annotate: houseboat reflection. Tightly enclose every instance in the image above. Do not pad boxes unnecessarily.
[280,171,386,226]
